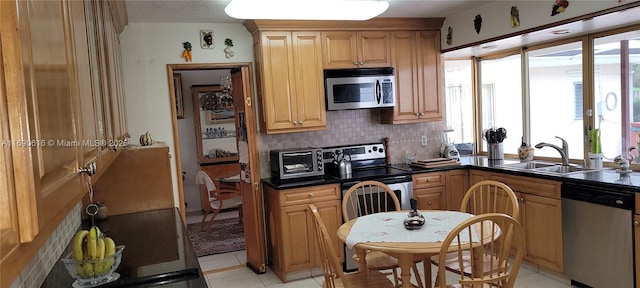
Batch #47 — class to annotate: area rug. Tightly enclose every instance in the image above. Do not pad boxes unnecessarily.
[186,218,245,257]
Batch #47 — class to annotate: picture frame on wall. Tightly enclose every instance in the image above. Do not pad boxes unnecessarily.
[174,74,184,119]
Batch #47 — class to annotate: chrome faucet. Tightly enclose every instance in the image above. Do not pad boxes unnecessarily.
[535,137,570,166]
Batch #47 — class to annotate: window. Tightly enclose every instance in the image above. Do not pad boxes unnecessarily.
[528,41,584,159]
[444,60,473,144]
[592,29,640,161]
[444,25,640,165]
[478,54,522,155]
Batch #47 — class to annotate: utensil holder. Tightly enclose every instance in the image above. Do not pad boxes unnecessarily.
[488,143,504,160]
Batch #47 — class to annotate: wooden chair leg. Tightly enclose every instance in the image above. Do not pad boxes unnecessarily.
[204,209,220,236]
[391,268,401,288]
[412,264,424,288]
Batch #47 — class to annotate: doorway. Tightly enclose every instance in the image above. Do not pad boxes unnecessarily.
[167,63,266,273]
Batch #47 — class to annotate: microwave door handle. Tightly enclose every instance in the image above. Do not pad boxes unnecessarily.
[375,79,382,104]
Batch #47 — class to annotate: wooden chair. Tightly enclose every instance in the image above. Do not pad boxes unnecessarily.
[195,170,242,236]
[342,180,423,288]
[435,213,525,288]
[309,204,395,288]
[430,180,519,285]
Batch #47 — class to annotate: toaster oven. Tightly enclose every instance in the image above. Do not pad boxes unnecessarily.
[269,148,324,180]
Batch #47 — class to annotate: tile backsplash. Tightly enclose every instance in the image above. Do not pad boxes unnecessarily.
[257,109,445,177]
[10,202,81,288]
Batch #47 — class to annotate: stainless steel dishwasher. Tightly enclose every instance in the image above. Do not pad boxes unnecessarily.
[562,182,634,288]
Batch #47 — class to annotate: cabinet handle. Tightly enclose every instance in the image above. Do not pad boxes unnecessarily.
[293,120,297,126]
[299,120,303,125]
[359,61,364,65]
[79,162,97,176]
[635,221,639,226]
[308,193,314,198]
[419,112,424,116]
[353,61,359,65]
[415,113,420,116]
[427,201,432,205]
[426,179,432,183]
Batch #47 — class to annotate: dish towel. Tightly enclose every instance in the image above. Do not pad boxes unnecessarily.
[345,211,478,249]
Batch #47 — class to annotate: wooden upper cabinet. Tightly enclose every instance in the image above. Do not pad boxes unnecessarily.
[0,0,128,285]
[322,31,391,69]
[255,31,326,134]
[380,31,443,124]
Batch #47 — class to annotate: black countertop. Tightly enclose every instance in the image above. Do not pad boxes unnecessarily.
[262,156,640,193]
[41,208,207,288]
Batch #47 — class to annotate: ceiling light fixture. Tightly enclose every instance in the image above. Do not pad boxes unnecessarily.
[225,0,390,21]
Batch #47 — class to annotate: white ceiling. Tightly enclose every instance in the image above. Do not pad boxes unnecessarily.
[125,0,492,23]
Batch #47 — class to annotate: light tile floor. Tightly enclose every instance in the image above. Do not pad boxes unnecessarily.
[187,211,579,288]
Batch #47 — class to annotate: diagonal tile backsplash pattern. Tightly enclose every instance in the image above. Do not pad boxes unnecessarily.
[257,109,445,177]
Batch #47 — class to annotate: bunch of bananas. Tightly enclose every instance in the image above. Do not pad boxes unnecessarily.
[72,226,117,278]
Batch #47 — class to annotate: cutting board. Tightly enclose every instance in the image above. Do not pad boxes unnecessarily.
[410,158,461,169]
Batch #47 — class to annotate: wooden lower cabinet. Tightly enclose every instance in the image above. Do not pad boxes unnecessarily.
[90,144,174,216]
[445,169,470,210]
[412,172,446,210]
[468,169,563,272]
[264,183,343,282]
[518,192,563,272]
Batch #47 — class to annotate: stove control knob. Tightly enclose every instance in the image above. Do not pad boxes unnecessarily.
[379,148,384,154]
[373,146,378,151]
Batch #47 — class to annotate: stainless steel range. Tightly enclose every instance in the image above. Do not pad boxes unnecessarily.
[322,142,413,272]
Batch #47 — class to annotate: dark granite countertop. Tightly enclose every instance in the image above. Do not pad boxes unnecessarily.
[261,156,640,193]
[41,208,207,288]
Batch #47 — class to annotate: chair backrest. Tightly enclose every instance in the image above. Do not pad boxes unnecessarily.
[460,180,519,220]
[309,204,347,288]
[436,213,526,288]
[342,180,401,222]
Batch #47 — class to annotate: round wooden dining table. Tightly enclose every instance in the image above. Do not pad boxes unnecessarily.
[336,211,497,288]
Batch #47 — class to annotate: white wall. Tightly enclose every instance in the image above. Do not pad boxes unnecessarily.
[441,0,640,50]
[119,22,254,208]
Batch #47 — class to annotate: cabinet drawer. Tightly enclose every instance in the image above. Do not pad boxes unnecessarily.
[413,172,446,189]
[279,184,340,206]
[414,187,445,210]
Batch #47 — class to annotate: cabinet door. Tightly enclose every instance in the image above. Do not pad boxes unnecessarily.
[291,32,326,130]
[259,32,296,131]
[521,193,563,272]
[357,31,391,68]
[414,187,446,210]
[446,169,469,210]
[416,31,442,121]
[322,31,358,69]
[313,200,344,263]
[281,203,316,271]
[69,0,100,164]
[19,0,85,235]
[382,31,420,123]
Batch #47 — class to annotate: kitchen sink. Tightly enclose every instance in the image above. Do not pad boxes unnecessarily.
[501,161,557,170]
[500,161,602,175]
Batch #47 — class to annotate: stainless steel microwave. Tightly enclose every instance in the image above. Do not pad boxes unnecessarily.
[269,148,324,180]
[324,67,396,111]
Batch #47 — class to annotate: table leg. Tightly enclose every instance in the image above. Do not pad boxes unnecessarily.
[355,248,368,272]
[422,259,432,288]
[398,255,414,288]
